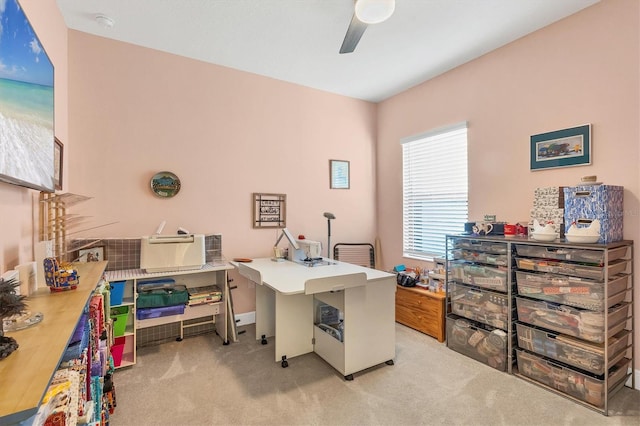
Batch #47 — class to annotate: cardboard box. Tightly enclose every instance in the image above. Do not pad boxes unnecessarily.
[563,185,623,244]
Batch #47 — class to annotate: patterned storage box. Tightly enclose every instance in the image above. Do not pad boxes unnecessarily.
[516,349,630,408]
[516,322,631,375]
[447,315,509,371]
[563,185,624,244]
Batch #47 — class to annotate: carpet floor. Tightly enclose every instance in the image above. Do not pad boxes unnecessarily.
[110,323,640,425]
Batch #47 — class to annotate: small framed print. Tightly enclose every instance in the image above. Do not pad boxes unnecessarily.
[78,246,105,262]
[530,124,591,171]
[54,137,63,190]
[330,160,350,189]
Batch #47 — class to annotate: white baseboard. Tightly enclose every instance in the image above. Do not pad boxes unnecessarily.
[235,311,256,327]
[627,368,640,390]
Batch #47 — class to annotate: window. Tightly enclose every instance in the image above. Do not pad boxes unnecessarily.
[401,123,468,259]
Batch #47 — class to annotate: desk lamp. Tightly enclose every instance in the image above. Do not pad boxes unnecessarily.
[323,212,336,258]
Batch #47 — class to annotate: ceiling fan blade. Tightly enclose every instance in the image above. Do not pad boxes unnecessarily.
[339,13,368,54]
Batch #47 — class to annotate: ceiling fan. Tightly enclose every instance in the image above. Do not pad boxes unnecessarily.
[339,0,396,54]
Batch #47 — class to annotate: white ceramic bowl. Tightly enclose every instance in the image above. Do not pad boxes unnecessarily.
[531,232,557,242]
[565,234,600,244]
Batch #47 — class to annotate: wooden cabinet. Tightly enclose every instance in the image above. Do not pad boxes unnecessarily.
[395,285,446,342]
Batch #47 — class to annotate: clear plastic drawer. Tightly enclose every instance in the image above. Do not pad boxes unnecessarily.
[449,262,509,292]
[452,239,507,254]
[515,297,630,343]
[516,349,630,409]
[515,257,628,281]
[515,271,629,311]
[452,249,510,266]
[450,283,510,329]
[514,245,628,264]
[516,322,631,375]
[447,315,508,372]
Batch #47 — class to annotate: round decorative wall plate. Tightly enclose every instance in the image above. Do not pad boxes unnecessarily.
[151,171,181,198]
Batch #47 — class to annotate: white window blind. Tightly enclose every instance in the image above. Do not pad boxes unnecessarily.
[402,123,468,259]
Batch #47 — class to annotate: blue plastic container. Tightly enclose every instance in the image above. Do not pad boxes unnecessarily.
[110,281,126,306]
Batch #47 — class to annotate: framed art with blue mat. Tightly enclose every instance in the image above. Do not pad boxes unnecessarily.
[530,124,591,171]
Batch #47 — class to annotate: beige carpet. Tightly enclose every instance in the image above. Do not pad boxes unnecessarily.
[110,324,640,425]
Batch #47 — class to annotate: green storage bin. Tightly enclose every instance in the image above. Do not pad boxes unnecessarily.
[111,306,129,337]
[137,284,189,308]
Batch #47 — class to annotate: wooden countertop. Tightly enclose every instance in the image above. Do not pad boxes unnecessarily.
[0,261,107,424]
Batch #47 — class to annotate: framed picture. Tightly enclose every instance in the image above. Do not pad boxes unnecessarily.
[330,160,350,189]
[530,124,591,171]
[78,246,105,262]
[54,137,63,190]
[253,193,286,228]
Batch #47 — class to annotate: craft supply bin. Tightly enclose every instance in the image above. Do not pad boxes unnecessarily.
[516,349,630,409]
[450,282,511,329]
[515,322,631,375]
[447,314,509,371]
[449,262,509,292]
[515,271,629,311]
[515,297,629,343]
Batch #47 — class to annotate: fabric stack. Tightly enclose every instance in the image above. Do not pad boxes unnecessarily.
[187,285,222,306]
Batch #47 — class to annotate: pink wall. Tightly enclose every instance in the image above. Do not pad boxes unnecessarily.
[1,0,638,361]
[0,0,67,273]
[67,31,378,313]
[377,0,639,269]
[377,0,639,372]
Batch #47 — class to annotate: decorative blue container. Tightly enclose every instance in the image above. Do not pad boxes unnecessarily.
[563,185,623,244]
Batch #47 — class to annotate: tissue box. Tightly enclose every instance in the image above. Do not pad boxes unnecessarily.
[563,185,623,244]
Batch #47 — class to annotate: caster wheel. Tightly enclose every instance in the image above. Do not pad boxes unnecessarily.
[344,374,354,381]
[385,360,394,366]
[261,334,268,345]
[281,356,289,368]
[223,340,230,346]
[176,337,183,342]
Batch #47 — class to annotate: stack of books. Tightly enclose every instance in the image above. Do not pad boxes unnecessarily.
[187,285,222,306]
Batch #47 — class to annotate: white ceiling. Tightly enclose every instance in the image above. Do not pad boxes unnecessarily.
[55,0,600,103]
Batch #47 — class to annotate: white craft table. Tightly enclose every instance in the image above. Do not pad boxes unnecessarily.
[236,258,396,379]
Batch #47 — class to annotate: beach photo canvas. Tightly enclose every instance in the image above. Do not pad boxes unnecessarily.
[0,0,55,191]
